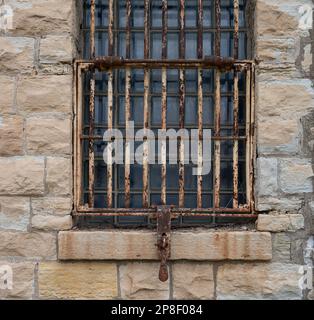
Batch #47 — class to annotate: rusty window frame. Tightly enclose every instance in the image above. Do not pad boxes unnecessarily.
[74,0,256,223]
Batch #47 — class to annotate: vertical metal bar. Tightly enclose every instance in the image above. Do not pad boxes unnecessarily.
[125,0,132,208]
[232,72,239,208]
[232,0,239,208]
[178,0,185,208]
[197,0,203,208]
[233,0,239,60]
[250,65,255,211]
[143,0,150,208]
[161,0,168,205]
[88,0,96,208]
[245,67,251,209]
[107,0,114,208]
[214,0,221,208]
[76,64,83,209]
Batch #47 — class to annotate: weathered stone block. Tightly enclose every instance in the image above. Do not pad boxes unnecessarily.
[256,196,303,213]
[40,35,73,64]
[271,233,291,263]
[172,263,214,300]
[119,263,169,300]
[0,37,34,73]
[32,197,72,216]
[0,261,35,299]
[46,157,71,196]
[0,231,56,258]
[11,0,74,36]
[256,0,299,37]
[0,157,45,195]
[258,80,313,119]
[17,75,72,114]
[26,117,71,155]
[256,158,278,196]
[0,116,24,156]
[31,215,72,231]
[279,159,313,194]
[258,118,299,154]
[0,76,15,114]
[38,262,118,299]
[217,263,303,300]
[58,231,272,261]
[257,214,304,232]
[0,197,30,231]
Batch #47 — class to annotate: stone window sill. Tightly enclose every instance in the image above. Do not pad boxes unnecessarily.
[58,230,272,261]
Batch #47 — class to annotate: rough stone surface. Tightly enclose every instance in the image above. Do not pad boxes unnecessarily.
[38,262,118,299]
[279,159,313,194]
[58,231,272,261]
[258,118,299,154]
[257,214,305,232]
[0,231,56,258]
[0,37,34,73]
[17,75,72,114]
[31,215,72,231]
[10,0,74,36]
[172,263,214,300]
[46,157,71,196]
[217,263,303,300]
[32,197,72,216]
[119,263,169,300]
[256,196,303,213]
[26,117,71,155]
[0,261,35,299]
[272,233,291,263]
[40,35,73,64]
[258,81,313,119]
[0,76,15,114]
[0,116,24,156]
[0,197,30,231]
[256,158,278,196]
[0,157,45,195]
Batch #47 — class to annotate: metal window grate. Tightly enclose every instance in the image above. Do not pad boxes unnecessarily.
[74,0,256,227]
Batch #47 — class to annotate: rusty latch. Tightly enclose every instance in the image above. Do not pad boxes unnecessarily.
[156,206,171,282]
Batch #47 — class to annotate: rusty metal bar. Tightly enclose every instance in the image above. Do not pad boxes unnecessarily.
[161,0,168,205]
[90,56,242,70]
[125,0,132,208]
[88,0,96,208]
[245,67,251,210]
[249,65,256,211]
[215,0,221,57]
[233,71,239,208]
[81,135,248,141]
[197,0,204,208]
[107,0,114,208]
[143,0,150,208]
[232,1,240,208]
[74,208,256,217]
[233,0,239,60]
[214,0,221,208]
[178,0,185,208]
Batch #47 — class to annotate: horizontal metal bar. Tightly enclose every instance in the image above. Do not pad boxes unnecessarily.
[74,207,256,218]
[80,135,247,141]
[78,57,254,70]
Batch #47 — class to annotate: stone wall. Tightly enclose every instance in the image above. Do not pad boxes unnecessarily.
[0,0,313,300]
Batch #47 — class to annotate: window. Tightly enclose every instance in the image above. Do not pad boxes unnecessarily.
[74,0,255,227]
